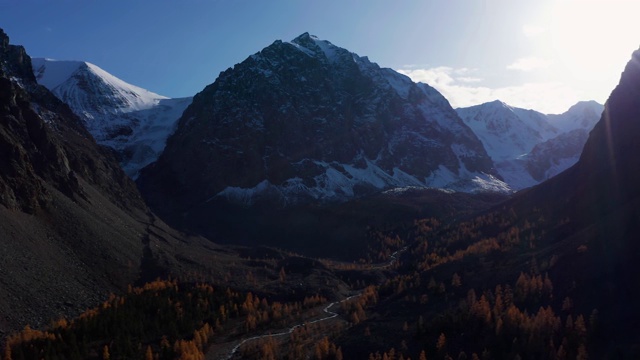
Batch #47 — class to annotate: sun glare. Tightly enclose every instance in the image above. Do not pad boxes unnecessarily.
[549,1,639,85]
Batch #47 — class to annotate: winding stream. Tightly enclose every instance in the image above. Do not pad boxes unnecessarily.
[223,246,407,359]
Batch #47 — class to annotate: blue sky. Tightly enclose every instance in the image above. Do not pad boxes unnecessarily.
[1,0,638,113]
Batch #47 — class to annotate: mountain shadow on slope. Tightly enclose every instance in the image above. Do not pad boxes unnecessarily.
[189,188,507,261]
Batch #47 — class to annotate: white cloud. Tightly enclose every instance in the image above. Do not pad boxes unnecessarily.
[397,67,580,114]
[457,76,483,83]
[399,66,456,86]
[452,67,473,75]
[507,57,552,71]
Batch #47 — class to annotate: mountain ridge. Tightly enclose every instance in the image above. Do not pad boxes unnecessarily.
[456,100,603,189]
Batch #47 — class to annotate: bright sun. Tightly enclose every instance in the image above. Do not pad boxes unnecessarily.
[548,0,639,84]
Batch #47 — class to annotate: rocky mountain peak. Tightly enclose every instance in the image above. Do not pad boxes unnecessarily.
[289,32,342,62]
[292,31,313,42]
[0,30,35,83]
[569,100,602,112]
[290,32,317,50]
[486,99,510,108]
[137,33,505,232]
[0,28,9,49]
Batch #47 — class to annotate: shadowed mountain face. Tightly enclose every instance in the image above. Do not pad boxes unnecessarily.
[518,48,640,225]
[0,28,149,332]
[577,50,640,204]
[137,33,505,236]
[505,48,640,352]
[0,29,239,335]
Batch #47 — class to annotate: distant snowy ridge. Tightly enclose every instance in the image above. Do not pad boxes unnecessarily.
[456,100,559,163]
[546,100,603,133]
[31,58,192,178]
[456,100,603,189]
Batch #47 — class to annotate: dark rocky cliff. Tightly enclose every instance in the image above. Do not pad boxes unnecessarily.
[0,29,145,213]
[0,29,165,334]
[502,48,640,354]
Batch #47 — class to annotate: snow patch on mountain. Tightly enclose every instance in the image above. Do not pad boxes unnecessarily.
[32,58,83,89]
[31,58,192,178]
[216,159,510,206]
[380,68,413,99]
[309,35,339,63]
[32,58,167,113]
[424,164,510,193]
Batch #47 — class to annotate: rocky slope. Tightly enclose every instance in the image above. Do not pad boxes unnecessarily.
[31,58,191,178]
[523,128,590,181]
[138,33,506,230]
[0,29,235,336]
[456,100,603,189]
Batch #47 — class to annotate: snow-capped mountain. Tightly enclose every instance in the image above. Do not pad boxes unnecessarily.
[31,58,192,178]
[456,100,603,189]
[456,100,559,162]
[547,100,603,133]
[138,32,508,224]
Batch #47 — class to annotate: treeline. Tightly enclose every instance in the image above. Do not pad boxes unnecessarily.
[2,279,330,360]
[4,279,220,360]
[331,205,603,360]
[239,329,346,360]
[368,271,594,360]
